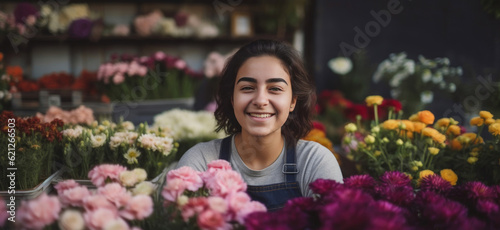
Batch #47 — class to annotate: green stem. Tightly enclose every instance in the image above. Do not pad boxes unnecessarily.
[374,105,379,126]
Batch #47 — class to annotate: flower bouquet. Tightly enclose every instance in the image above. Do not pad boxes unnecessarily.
[373,53,462,116]
[0,111,63,190]
[246,171,500,229]
[60,120,178,181]
[152,109,226,160]
[12,165,156,230]
[343,95,500,186]
[147,160,267,229]
[97,52,202,102]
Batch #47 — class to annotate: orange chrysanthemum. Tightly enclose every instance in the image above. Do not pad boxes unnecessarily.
[470,116,484,127]
[382,119,399,130]
[436,118,450,127]
[413,122,426,133]
[489,123,500,136]
[446,125,461,136]
[479,111,493,120]
[418,110,435,125]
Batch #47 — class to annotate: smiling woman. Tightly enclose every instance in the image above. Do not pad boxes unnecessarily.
[176,39,343,211]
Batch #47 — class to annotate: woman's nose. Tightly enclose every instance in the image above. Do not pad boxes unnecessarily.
[253,89,269,107]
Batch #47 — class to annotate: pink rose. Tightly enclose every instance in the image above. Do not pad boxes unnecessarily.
[18,194,61,229]
[84,208,119,230]
[167,166,203,192]
[0,199,7,227]
[60,186,91,207]
[98,183,132,208]
[235,201,267,224]
[83,195,117,213]
[227,192,251,214]
[119,195,154,220]
[161,178,187,202]
[54,179,80,195]
[88,164,127,187]
[197,209,226,230]
[113,73,125,84]
[205,170,247,197]
[181,197,208,221]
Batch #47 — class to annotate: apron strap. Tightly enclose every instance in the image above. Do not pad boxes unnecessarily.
[283,144,299,183]
[219,136,232,161]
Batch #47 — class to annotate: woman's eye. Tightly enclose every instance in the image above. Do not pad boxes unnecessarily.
[241,86,253,91]
[270,87,283,92]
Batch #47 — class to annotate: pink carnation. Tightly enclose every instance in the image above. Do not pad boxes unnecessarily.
[113,73,125,84]
[18,194,61,230]
[174,59,187,70]
[0,199,7,227]
[119,195,154,220]
[235,201,267,224]
[154,51,167,61]
[181,197,209,221]
[207,196,228,214]
[167,166,203,192]
[88,164,127,187]
[202,160,232,181]
[227,192,251,214]
[84,208,119,230]
[197,209,228,230]
[83,195,117,213]
[98,183,132,208]
[205,170,247,197]
[59,186,91,207]
[162,178,187,202]
[54,179,80,195]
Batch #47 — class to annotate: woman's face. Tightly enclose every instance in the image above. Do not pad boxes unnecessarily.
[232,55,297,138]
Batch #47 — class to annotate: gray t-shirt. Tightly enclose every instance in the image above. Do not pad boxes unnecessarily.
[176,135,343,197]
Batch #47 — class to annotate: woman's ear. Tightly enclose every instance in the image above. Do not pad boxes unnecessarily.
[289,96,297,112]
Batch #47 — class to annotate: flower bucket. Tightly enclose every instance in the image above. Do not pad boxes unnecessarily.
[0,170,63,201]
[111,98,194,125]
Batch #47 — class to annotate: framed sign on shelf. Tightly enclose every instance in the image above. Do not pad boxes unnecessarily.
[231,12,253,37]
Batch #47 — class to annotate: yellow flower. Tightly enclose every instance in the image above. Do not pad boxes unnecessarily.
[419,170,435,179]
[489,123,500,136]
[479,111,493,119]
[382,120,399,130]
[469,151,479,157]
[365,95,384,106]
[364,135,376,144]
[446,125,461,136]
[409,114,419,122]
[470,116,484,126]
[418,110,435,125]
[374,151,382,157]
[413,122,426,133]
[467,156,478,164]
[345,123,357,133]
[428,147,440,155]
[436,118,450,127]
[440,169,458,186]
[396,139,404,145]
[404,173,413,180]
[485,118,495,125]
[411,166,419,171]
[371,126,380,133]
[401,120,414,132]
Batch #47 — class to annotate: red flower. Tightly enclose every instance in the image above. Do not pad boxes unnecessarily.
[312,121,326,133]
[381,99,402,113]
[344,104,369,121]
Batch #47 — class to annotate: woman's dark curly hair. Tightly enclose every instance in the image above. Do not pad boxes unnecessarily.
[214,39,316,147]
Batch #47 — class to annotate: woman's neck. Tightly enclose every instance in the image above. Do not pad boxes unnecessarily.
[234,132,284,170]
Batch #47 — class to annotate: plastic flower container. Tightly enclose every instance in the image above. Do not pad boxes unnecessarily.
[0,170,63,201]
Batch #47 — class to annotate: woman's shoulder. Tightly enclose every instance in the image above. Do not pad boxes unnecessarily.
[296,139,331,154]
[176,137,225,170]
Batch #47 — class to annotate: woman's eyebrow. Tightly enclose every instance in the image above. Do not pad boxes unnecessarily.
[236,77,288,85]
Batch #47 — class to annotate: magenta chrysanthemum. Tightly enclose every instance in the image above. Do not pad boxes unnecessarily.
[309,178,344,196]
[420,174,452,195]
[461,181,496,201]
[375,185,414,207]
[344,174,376,194]
[379,171,411,187]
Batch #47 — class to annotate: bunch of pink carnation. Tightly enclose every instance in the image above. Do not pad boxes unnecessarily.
[36,105,95,125]
[161,160,266,229]
[87,164,127,187]
[97,60,148,85]
[17,165,154,230]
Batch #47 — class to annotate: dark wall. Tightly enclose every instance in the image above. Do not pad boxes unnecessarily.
[313,0,499,98]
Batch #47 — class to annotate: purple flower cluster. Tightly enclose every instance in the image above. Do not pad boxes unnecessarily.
[245,171,500,230]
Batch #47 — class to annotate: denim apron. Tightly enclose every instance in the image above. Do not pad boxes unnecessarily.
[219,136,303,211]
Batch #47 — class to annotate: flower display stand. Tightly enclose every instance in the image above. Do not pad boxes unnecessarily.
[111,98,194,125]
[0,170,63,200]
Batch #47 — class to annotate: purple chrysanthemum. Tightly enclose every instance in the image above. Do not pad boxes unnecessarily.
[14,3,38,24]
[68,19,93,39]
[420,174,452,195]
[319,201,370,230]
[375,185,414,207]
[309,178,344,197]
[283,196,316,213]
[324,188,374,205]
[344,174,376,194]
[419,197,468,229]
[476,200,499,215]
[461,181,496,201]
[245,212,290,230]
[379,171,412,187]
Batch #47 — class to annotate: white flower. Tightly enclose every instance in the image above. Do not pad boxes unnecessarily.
[153,109,224,140]
[58,210,85,230]
[0,91,4,100]
[62,126,83,139]
[124,148,141,164]
[420,91,434,104]
[328,57,353,75]
[103,218,129,230]
[132,168,147,182]
[449,83,456,92]
[432,72,443,83]
[138,133,156,150]
[372,60,391,82]
[403,60,415,74]
[421,69,432,83]
[389,72,408,87]
[390,89,400,98]
[439,82,446,89]
[456,67,463,76]
[1,74,9,81]
[120,170,139,187]
[121,121,135,131]
[91,134,106,148]
[132,181,155,196]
